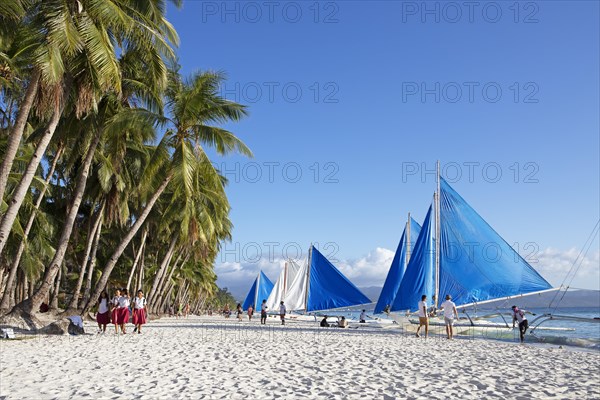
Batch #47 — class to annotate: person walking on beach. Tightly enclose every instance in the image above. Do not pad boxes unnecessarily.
[96,291,111,333]
[236,303,243,321]
[111,289,121,334]
[359,310,367,323]
[260,300,268,324]
[247,304,254,321]
[132,290,147,334]
[279,301,287,325]
[185,302,190,318]
[117,289,131,334]
[415,294,428,338]
[441,295,458,340]
[512,305,529,343]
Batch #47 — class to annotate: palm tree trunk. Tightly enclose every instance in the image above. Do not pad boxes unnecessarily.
[126,228,147,293]
[153,252,188,314]
[81,173,172,315]
[18,132,101,314]
[0,98,63,257]
[136,246,145,292]
[0,145,64,312]
[67,200,105,310]
[80,213,103,308]
[0,69,41,203]
[157,281,173,313]
[147,234,178,305]
[50,265,62,310]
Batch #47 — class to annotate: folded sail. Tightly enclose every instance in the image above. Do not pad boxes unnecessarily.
[438,178,552,306]
[242,271,274,311]
[266,260,301,310]
[391,205,435,312]
[306,246,370,312]
[282,259,309,311]
[374,217,422,313]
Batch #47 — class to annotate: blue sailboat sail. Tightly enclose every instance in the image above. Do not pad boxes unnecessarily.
[438,178,552,307]
[306,246,370,312]
[391,205,435,312]
[374,217,422,314]
[242,271,274,311]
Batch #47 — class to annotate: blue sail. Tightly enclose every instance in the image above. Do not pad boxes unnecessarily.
[306,246,370,312]
[391,205,435,312]
[374,217,422,314]
[438,178,552,307]
[242,271,274,311]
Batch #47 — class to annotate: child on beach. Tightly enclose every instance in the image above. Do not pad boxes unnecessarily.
[236,303,243,321]
[247,305,254,321]
[117,289,130,334]
[111,289,121,334]
[260,300,268,324]
[279,301,286,325]
[132,290,147,334]
[96,291,111,333]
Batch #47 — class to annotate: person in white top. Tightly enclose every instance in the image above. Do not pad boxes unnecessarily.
[511,305,528,343]
[440,294,459,340]
[260,300,268,325]
[132,290,147,334]
[279,301,287,325]
[359,310,367,323]
[117,289,131,334]
[111,289,121,334]
[416,295,428,338]
[96,291,111,333]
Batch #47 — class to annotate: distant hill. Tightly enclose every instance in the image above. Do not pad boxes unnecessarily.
[359,286,383,303]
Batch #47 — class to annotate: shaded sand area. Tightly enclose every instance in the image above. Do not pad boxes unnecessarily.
[1,315,599,399]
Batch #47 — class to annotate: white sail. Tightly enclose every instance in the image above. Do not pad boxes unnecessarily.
[282,259,309,311]
[266,260,302,310]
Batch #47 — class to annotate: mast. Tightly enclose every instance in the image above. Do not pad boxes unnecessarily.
[434,160,441,308]
[254,271,260,309]
[405,212,412,264]
[304,245,312,311]
[283,261,288,298]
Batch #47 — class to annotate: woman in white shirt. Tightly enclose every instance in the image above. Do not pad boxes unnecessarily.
[111,289,121,334]
[132,290,147,334]
[96,291,111,333]
[117,289,131,334]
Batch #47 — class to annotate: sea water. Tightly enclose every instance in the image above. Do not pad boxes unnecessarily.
[312,306,600,351]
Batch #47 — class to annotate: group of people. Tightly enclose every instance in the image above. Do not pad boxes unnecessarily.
[96,288,147,334]
[231,300,287,325]
[415,294,529,342]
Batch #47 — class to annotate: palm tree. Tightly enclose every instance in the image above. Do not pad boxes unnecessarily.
[81,69,252,315]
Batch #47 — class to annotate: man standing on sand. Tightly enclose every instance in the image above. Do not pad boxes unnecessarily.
[415,294,428,338]
[279,301,287,325]
[512,305,529,343]
[441,294,459,340]
[260,299,268,325]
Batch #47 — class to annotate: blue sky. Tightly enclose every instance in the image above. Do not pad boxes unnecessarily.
[166,1,599,296]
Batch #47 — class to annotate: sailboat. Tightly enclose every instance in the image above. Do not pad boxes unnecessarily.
[242,271,274,311]
[373,215,421,314]
[283,245,370,312]
[265,259,301,310]
[390,162,558,333]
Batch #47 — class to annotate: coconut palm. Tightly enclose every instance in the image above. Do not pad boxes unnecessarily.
[81,69,252,315]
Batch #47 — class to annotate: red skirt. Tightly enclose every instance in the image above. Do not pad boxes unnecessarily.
[117,307,130,324]
[97,311,111,325]
[111,308,119,325]
[133,308,147,325]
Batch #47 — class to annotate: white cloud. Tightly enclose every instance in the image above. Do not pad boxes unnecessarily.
[215,246,600,300]
[532,248,600,290]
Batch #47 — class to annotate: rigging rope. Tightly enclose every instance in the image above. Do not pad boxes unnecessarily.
[548,219,599,313]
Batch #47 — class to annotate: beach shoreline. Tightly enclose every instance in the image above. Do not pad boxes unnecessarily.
[1,315,599,399]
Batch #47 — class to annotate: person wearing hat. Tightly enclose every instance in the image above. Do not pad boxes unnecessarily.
[440,294,458,340]
[511,305,528,343]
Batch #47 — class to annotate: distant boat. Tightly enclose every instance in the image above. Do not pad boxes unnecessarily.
[392,162,555,314]
[265,259,301,310]
[373,215,421,314]
[283,245,370,312]
[242,270,274,311]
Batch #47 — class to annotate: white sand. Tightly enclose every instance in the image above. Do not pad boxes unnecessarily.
[1,315,599,399]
